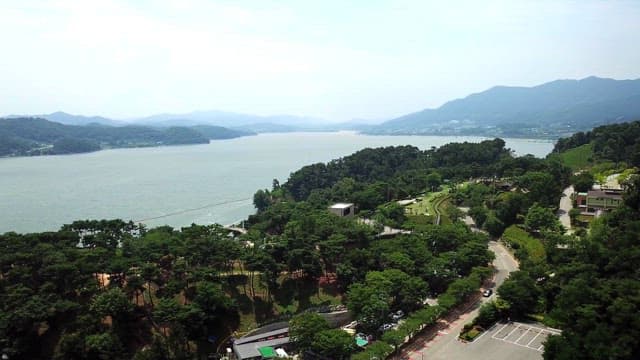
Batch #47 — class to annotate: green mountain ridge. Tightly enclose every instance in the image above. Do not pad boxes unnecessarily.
[0,118,253,157]
[368,77,640,137]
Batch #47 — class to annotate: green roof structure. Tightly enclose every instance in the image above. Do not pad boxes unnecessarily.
[355,336,368,347]
[258,346,276,358]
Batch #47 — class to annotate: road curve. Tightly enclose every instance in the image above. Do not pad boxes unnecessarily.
[393,241,519,360]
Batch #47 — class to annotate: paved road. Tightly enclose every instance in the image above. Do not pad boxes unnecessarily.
[557,186,574,233]
[395,241,519,360]
[458,206,485,233]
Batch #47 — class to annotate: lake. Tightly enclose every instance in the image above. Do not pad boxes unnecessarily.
[0,132,554,233]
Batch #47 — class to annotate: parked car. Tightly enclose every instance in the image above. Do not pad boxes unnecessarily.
[390,310,405,321]
[378,323,395,332]
[482,289,493,297]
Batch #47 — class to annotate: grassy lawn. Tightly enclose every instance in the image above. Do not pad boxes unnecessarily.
[406,186,450,217]
[436,197,455,225]
[502,225,545,263]
[559,143,593,170]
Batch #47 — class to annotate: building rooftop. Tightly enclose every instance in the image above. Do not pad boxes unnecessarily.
[330,203,354,209]
[233,337,290,359]
[587,190,623,200]
[234,327,289,345]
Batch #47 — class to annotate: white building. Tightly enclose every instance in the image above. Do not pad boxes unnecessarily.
[329,203,355,217]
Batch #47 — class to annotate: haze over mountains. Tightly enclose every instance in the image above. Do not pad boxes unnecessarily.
[368,76,640,137]
[5,76,640,141]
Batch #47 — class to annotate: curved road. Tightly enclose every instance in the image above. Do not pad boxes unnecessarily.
[394,241,519,360]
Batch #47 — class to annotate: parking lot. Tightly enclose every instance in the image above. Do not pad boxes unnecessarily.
[401,321,560,360]
[489,322,561,352]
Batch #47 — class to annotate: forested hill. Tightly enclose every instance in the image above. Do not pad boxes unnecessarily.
[552,120,640,166]
[6,132,640,359]
[0,118,252,157]
[368,77,640,138]
[254,138,569,220]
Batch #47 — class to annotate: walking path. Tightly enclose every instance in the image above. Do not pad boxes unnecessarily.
[557,186,574,234]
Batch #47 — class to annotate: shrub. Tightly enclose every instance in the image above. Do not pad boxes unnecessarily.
[475,301,499,328]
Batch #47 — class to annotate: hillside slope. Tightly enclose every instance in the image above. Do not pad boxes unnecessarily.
[370,77,640,137]
[552,120,640,167]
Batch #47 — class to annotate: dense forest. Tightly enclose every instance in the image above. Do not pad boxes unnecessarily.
[2,130,639,359]
[0,118,254,157]
[552,120,640,166]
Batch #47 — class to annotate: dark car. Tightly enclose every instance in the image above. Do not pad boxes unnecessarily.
[482,289,493,297]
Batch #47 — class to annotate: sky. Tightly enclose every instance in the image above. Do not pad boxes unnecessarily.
[1,0,639,122]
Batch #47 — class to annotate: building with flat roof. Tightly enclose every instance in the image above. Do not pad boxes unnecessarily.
[232,327,291,360]
[329,203,354,217]
[585,189,623,213]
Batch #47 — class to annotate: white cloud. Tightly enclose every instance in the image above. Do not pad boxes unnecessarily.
[0,0,639,120]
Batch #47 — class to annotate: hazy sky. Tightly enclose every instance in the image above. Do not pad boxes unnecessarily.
[1,0,639,121]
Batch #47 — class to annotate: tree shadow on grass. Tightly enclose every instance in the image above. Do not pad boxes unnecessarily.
[272,277,321,312]
[319,281,341,297]
[253,297,277,324]
[234,293,254,314]
[272,278,297,307]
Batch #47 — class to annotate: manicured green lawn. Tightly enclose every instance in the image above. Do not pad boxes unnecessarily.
[406,186,450,217]
[502,225,545,263]
[559,143,593,170]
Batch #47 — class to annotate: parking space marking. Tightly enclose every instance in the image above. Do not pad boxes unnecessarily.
[526,330,541,346]
[489,322,561,353]
[494,323,509,336]
[472,323,497,343]
[494,323,520,340]
[514,328,530,343]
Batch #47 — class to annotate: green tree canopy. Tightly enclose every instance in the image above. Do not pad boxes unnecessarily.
[524,203,562,233]
[288,313,329,352]
[310,329,355,359]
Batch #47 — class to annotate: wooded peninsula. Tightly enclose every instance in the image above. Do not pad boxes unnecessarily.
[2,121,640,359]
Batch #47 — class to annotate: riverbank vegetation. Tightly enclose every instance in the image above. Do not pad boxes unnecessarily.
[14,130,640,359]
[0,118,254,157]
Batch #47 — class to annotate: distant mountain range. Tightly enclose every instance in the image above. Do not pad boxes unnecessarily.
[366,76,640,138]
[133,110,326,129]
[5,76,640,139]
[6,111,122,127]
[5,110,377,133]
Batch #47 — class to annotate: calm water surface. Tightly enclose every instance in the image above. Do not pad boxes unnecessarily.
[0,132,554,233]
